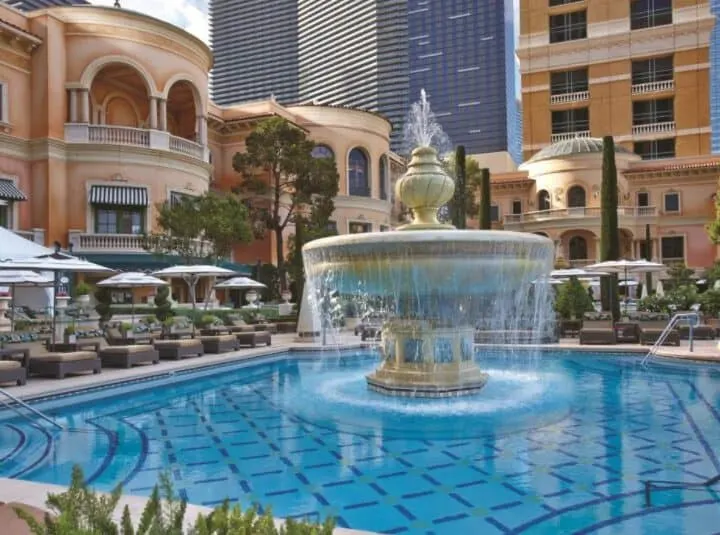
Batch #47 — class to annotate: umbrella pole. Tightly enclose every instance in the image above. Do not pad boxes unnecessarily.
[51,271,58,350]
[10,283,15,332]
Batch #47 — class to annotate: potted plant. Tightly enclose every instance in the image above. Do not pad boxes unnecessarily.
[162,317,175,338]
[64,324,77,344]
[119,322,133,340]
[74,281,92,305]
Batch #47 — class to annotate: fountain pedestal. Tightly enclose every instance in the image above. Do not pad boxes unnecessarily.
[366,320,487,397]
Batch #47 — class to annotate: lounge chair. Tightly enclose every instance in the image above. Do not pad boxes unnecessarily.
[639,321,680,346]
[236,331,272,348]
[99,346,160,368]
[226,317,256,333]
[579,320,617,345]
[678,323,716,340]
[0,347,29,386]
[200,334,238,353]
[29,351,101,379]
[153,339,204,360]
[614,322,640,344]
[105,327,154,346]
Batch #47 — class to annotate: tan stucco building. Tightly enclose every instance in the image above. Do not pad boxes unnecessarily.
[0,3,399,276]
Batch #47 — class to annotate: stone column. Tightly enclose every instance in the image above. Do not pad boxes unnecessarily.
[158,98,167,131]
[69,89,78,123]
[149,97,158,129]
[197,114,207,145]
[80,89,90,123]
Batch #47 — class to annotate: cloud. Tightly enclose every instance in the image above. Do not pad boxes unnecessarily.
[89,0,209,44]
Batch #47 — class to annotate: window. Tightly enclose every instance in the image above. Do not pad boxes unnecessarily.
[379,155,388,201]
[490,205,500,222]
[348,148,370,197]
[637,191,650,207]
[312,145,334,159]
[663,192,680,213]
[632,98,673,125]
[631,0,672,30]
[551,108,589,135]
[567,186,586,208]
[0,203,9,228]
[633,138,675,159]
[349,221,372,234]
[661,236,684,260]
[169,191,194,207]
[549,10,587,43]
[512,200,522,215]
[326,221,338,235]
[549,0,583,5]
[0,82,7,124]
[550,68,588,95]
[538,190,551,211]
[568,236,588,260]
[94,206,145,234]
[632,56,673,85]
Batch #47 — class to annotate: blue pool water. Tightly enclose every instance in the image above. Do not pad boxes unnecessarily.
[2,349,720,534]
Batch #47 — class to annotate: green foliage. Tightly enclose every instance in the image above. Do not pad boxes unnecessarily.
[703,261,720,288]
[287,213,337,302]
[554,277,594,319]
[143,192,252,265]
[75,282,91,297]
[644,224,653,293]
[478,167,491,230]
[94,286,113,327]
[638,294,670,313]
[666,262,695,289]
[255,263,281,302]
[600,136,620,321]
[665,284,699,311]
[119,322,132,334]
[706,188,720,243]
[450,145,467,228]
[154,286,174,322]
[699,289,720,317]
[232,117,340,294]
[198,314,220,328]
[64,324,76,335]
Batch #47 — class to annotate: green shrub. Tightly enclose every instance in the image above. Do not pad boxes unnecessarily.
[154,286,174,322]
[555,277,594,320]
[94,287,113,327]
[699,289,720,317]
[638,294,670,313]
[75,282,92,297]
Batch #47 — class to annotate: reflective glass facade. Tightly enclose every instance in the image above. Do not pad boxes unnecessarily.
[2,0,88,9]
[712,0,720,153]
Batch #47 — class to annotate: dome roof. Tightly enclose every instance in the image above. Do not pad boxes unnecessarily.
[524,137,633,165]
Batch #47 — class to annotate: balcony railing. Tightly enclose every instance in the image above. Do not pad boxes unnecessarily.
[631,79,674,96]
[550,130,591,143]
[68,232,207,255]
[64,124,208,163]
[631,121,675,136]
[550,91,589,105]
[503,206,657,224]
[13,228,45,244]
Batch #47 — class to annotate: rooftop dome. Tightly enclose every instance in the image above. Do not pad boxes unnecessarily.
[523,137,633,165]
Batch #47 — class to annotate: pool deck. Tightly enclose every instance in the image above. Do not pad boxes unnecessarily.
[1,333,718,534]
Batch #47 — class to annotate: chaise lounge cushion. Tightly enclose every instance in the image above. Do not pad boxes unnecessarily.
[31,351,97,363]
[200,334,237,343]
[0,360,21,370]
[101,345,154,355]
[154,339,199,348]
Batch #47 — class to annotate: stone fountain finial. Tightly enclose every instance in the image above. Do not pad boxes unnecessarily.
[395,146,456,230]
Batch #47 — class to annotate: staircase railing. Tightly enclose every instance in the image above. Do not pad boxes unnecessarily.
[641,312,698,367]
[0,388,62,430]
[644,474,720,507]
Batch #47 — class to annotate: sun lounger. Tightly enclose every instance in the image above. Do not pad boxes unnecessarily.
[0,347,29,386]
[153,339,204,360]
[639,321,680,346]
[200,334,238,353]
[678,324,716,340]
[29,351,101,379]
[579,320,617,345]
[99,346,160,368]
[614,322,640,343]
[236,331,271,348]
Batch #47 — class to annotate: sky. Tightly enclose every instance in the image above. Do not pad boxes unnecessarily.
[90,0,209,44]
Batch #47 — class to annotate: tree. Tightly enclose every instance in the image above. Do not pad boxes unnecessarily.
[94,286,112,327]
[600,136,621,321]
[450,146,467,228]
[706,189,720,243]
[232,117,340,293]
[154,285,173,322]
[666,262,695,289]
[555,277,594,320]
[442,151,483,224]
[478,168,491,230]
[143,192,252,264]
[644,223,653,294]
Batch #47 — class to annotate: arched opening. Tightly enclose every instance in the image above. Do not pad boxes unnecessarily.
[90,63,151,127]
[166,80,199,141]
[312,144,334,159]
[379,155,388,201]
[567,185,586,208]
[348,148,370,197]
[568,235,588,260]
[538,189,551,211]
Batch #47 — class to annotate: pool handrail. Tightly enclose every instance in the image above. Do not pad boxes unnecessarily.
[0,388,63,430]
[641,312,699,367]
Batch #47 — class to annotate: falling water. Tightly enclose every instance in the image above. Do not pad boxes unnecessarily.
[402,89,452,156]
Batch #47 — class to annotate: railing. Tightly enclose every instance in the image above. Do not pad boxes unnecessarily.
[550,130,591,143]
[503,206,657,224]
[641,312,698,367]
[550,90,590,105]
[632,121,676,136]
[68,231,207,255]
[644,474,720,507]
[631,79,674,95]
[169,135,204,160]
[88,125,150,147]
[0,388,63,430]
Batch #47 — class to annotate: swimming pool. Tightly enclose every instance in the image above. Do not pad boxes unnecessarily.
[2,349,720,534]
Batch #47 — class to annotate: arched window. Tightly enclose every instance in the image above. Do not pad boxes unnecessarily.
[538,190,551,211]
[567,185,586,208]
[348,148,370,197]
[569,236,588,260]
[312,144,334,159]
[379,155,388,200]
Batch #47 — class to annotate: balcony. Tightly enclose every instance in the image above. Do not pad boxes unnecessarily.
[68,231,206,255]
[503,206,656,228]
[13,229,45,244]
[550,91,589,105]
[64,124,208,162]
[631,121,675,137]
[550,130,591,143]
[631,79,674,96]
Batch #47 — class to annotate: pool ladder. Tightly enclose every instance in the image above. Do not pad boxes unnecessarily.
[640,312,699,368]
[644,474,720,507]
[0,388,63,430]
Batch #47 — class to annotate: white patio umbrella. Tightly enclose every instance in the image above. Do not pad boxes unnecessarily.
[96,272,168,325]
[532,276,564,286]
[214,276,267,307]
[551,268,606,278]
[656,280,665,297]
[0,252,113,347]
[586,259,665,314]
[0,271,54,331]
[641,283,649,299]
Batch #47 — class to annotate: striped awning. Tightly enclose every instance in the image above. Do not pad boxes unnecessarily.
[0,180,27,201]
[89,185,149,207]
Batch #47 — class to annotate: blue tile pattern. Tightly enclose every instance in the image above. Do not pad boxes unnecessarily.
[2,350,720,534]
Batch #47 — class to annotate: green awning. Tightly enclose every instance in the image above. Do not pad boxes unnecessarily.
[78,253,253,275]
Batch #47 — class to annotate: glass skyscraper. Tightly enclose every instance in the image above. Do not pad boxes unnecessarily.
[1,0,88,9]
[711,0,720,153]
[210,0,521,160]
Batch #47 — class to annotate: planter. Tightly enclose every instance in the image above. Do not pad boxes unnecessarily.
[76,294,91,306]
[56,296,70,310]
[281,290,292,303]
[64,334,77,344]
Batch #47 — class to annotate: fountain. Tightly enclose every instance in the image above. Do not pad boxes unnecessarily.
[302,91,554,398]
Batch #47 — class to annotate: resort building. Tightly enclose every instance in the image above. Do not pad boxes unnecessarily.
[519,0,714,162]
[0,3,397,280]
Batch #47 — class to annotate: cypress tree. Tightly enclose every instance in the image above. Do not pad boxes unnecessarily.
[478,168,491,230]
[451,146,467,228]
[600,136,620,321]
[644,223,653,294]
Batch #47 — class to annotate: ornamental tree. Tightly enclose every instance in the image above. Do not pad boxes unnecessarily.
[478,168,492,230]
[600,136,620,321]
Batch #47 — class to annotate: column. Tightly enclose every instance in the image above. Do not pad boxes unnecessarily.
[197,114,207,145]
[69,89,78,123]
[79,89,90,123]
[158,98,167,131]
[149,97,158,129]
